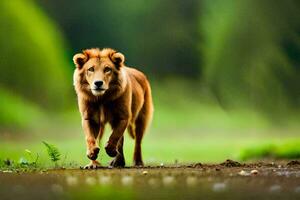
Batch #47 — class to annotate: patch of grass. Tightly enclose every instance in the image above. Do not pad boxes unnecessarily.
[0,142,66,171]
[2,135,300,171]
[42,141,61,167]
[239,139,300,160]
[0,149,40,172]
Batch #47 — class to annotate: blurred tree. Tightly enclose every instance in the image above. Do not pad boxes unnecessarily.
[0,87,45,131]
[38,0,201,78]
[201,0,300,114]
[6,0,299,117]
[0,0,72,110]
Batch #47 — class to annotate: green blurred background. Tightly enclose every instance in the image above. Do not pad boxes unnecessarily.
[0,0,299,167]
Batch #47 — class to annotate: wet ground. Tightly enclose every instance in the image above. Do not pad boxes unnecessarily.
[0,160,300,200]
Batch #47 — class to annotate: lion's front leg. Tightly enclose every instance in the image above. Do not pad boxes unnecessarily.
[105,119,128,157]
[82,119,102,163]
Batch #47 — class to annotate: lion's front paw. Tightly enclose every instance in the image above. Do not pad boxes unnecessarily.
[87,147,100,160]
[82,160,101,169]
[105,142,117,157]
[133,160,144,167]
[110,155,125,168]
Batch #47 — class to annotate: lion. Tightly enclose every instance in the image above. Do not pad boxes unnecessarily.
[73,48,153,168]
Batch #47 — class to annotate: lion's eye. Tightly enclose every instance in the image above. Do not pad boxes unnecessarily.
[88,67,94,72]
[104,67,112,73]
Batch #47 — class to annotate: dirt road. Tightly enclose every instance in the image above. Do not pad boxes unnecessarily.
[0,160,300,200]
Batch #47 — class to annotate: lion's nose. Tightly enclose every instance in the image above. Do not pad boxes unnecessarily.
[94,81,103,88]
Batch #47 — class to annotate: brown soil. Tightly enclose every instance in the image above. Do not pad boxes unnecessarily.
[0,160,300,200]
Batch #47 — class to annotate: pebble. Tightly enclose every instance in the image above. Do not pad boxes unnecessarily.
[212,182,226,192]
[142,170,148,175]
[250,169,259,175]
[238,170,250,176]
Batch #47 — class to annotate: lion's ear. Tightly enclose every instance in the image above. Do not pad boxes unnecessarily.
[73,53,87,69]
[110,52,125,67]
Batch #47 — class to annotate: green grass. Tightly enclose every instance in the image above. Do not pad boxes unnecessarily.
[1,133,300,170]
[239,139,300,160]
[1,81,300,170]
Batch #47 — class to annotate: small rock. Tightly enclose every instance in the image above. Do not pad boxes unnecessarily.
[212,182,226,192]
[238,170,250,176]
[142,170,148,175]
[250,169,259,175]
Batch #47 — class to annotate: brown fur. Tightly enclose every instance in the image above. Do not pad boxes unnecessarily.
[73,48,153,168]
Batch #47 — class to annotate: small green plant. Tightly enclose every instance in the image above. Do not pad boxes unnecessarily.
[42,141,61,166]
[0,153,39,172]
